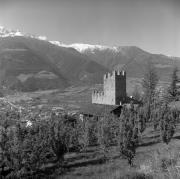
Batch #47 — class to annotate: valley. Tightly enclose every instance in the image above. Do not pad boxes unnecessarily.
[0,26,179,179]
[1,77,169,116]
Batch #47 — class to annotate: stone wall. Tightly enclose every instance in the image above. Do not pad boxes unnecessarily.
[92,70,126,105]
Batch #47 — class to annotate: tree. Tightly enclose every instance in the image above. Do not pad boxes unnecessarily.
[118,107,139,166]
[97,114,119,160]
[137,107,146,133]
[78,118,90,151]
[141,61,159,121]
[160,104,176,144]
[47,114,74,163]
[97,118,110,159]
[0,119,13,177]
[0,111,81,178]
[4,121,50,178]
[167,67,180,102]
[151,107,161,130]
[85,117,98,146]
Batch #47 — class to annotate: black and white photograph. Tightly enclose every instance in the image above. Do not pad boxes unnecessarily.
[0,0,179,178]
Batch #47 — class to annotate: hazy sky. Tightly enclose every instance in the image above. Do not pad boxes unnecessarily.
[0,0,179,56]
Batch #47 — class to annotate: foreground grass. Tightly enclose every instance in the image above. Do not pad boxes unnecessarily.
[57,125,180,179]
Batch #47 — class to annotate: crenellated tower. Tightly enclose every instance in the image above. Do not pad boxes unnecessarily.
[92,70,126,105]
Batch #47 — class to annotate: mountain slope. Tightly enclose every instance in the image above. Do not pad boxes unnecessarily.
[0,36,108,91]
[77,45,180,81]
[51,42,180,81]
[1,26,180,91]
[11,37,108,83]
[0,38,68,91]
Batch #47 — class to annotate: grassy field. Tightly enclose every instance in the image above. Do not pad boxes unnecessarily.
[56,125,180,179]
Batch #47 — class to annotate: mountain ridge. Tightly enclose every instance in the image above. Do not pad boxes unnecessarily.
[0,35,108,91]
[0,26,180,92]
[0,26,179,59]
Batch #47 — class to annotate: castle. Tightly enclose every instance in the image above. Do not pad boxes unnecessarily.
[92,70,126,105]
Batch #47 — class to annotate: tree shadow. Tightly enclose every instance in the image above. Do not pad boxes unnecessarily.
[66,154,91,163]
[64,157,106,168]
[138,140,159,147]
[173,135,180,140]
[143,134,160,141]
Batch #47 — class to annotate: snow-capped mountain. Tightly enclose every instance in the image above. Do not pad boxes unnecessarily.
[0,26,178,60]
[0,26,118,53]
[0,26,24,37]
[0,28,108,91]
[0,26,48,41]
[50,41,118,53]
[0,26,149,55]
[49,41,66,47]
[1,26,180,84]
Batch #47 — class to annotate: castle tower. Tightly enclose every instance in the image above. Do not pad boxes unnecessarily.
[115,70,126,104]
[92,70,126,105]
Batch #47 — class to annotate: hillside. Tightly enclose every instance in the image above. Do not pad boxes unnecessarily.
[80,45,180,81]
[0,37,108,91]
[51,42,180,82]
[1,26,180,92]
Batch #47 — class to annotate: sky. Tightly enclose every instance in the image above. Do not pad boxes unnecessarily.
[0,0,179,56]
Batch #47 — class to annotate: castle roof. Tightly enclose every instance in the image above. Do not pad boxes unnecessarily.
[80,104,122,117]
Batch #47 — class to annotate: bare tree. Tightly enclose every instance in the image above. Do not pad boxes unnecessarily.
[167,66,180,102]
[141,61,159,121]
[132,85,142,101]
